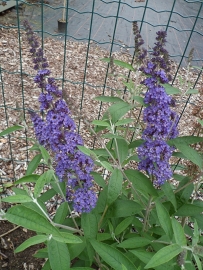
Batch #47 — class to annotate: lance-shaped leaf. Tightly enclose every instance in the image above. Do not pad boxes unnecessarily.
[155,200,173,239]
[2,195,32,203]
[107,169,123,206]
[26,154,42,175]
[48,238,70,270]
[0,125,24,137]
[90,239,136,270]
[81,213,97,239]
[34,170,54,198]
[171,218,187,246]
[15,235,48,253]
[145,244,182,269]
[5,205,59,235]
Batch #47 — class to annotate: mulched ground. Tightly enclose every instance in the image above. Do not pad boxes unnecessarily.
[0,221,45,270]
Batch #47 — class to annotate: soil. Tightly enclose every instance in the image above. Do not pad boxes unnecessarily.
[0,221,45,270]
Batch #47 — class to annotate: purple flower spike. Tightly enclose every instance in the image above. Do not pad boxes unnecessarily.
[25,21,97,213]
[138,31,179,185]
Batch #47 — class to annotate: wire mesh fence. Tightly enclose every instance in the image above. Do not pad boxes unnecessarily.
[0,0,203,184]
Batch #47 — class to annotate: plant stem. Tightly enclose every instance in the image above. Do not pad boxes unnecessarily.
[98,205,108,230]
[53,222,81,233]
[52,172,81,233]
[174,171,203,194]
[142,196,153,232]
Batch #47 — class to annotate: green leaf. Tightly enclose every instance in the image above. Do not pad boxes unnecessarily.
[72,267,92,270]
[107,169,123,206]
[108,199,142,218]
[161,181,177,211]
[0,125,24,137]
[99,160,114,172]
[77,146,96,158]
[22,200,48,217]
[15,235,47,253]
[41,259,51,270]
[33,247,48,258]
[114,139,129,164]
[163,84,181,95]
[97,233,111,241]
[168,136,203,145]
[5,205,60,235]
[48,238,70,270]
[81,213,97,239]
[171,218,187,246]
[115,216,134,235]
[171,143,202,169]
[91,172,106,188]
[185,89,199,94]
[133,96,145,106]
[90,239,136,270]
[123,80,134,92]
[124,154,139,164]
[2,195,32,203]
[193,254,202,270]
[53,202,69,224]
[145,244,182,269]
[14,174,40,185]
[105,102,132,124]
[86,240,95,266]
[175,204,203,216]
[52,232,82,244]
[128,139,144,149]
[95,95,123,103]
[26,154,42,175]
[192,220,199,246]
[92,120,110,127]
[125,169,158,197]
[34,170,54,198]
[115,118,134,126]
[155,200,173,239]
[118,237,151,249]
[40,188,57,203]
[101,58,135,71]
[39,145,51,164]
[69,238,86,260]
[130,249,154,264]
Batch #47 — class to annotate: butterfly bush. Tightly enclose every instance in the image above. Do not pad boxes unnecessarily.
[138,31,179,185]
[23,21,97,213]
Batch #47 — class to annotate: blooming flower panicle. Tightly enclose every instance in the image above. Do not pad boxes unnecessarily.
[24,21,97,213]
[138,31,179,186]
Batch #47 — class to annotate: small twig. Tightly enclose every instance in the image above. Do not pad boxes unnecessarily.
[174,171,203,194]
[0,250,8,259]
[0,225,20,238]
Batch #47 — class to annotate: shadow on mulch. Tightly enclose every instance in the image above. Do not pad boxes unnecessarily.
[0,220,45,270]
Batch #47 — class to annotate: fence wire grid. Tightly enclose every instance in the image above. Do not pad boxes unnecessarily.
[0,0,203,184]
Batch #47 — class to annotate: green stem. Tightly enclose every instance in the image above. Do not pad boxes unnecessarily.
[142,196,153,232]
[174,171,203,194]
[98,205,108,230]
[52,172,81,233]
[53,222,81,233]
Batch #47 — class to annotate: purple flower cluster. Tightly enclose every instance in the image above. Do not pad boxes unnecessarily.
[138,31,179,185]
[24,21,97,213]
